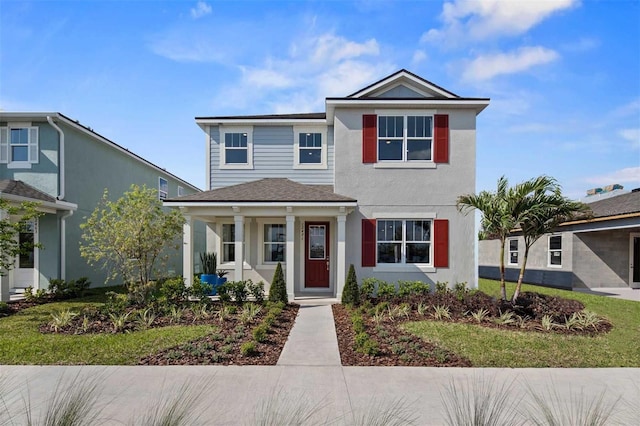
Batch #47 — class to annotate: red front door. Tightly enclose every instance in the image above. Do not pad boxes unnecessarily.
[305,222,330,288]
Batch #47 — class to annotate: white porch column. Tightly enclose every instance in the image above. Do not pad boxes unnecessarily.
[336,215,347,300]
[182,215,194,287]
[286,215,295,300]
[234,215,244,281]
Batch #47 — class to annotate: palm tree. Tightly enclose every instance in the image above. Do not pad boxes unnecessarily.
[457,176,514,300]
[510,178,590,301]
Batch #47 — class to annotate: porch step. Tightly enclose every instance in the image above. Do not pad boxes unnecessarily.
[277,304,341,366]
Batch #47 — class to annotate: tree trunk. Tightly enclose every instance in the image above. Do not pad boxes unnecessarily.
[499,237,507,300]
[512,246,529,302]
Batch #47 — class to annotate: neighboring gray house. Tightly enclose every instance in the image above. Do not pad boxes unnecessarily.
[479,189,640,290]
[166,70,490,299]
[0,112,204,301]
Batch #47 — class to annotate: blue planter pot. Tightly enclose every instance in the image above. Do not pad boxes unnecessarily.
[200,274,217,295]
[215,277,228,287]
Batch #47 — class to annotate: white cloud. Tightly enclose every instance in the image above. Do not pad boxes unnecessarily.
[211,32,395,113]
[462,46,559,81]
[619,128,640,149]
[190,1,212,19]
[561,37,600,53]
[585,167,640,186]
[423,0,579,44]
[412,50,427,65]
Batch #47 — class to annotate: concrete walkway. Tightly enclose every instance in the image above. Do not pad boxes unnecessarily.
[277,300,341,366]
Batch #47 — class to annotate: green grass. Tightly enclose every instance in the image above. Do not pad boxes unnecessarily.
[403,279,640,367]
[0,293,217,365]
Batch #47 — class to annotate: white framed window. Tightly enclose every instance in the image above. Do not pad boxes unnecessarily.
[377,219,431,264]
[548,235,562,267]
[294,126,327,169]
[263,224,286,263]
[220,127,253,169]
[378,115,432,162]
[508,239,519,265]
[219,222,249,266]
[0,124,39,167]
[158,177,168,200]
[177,186,185,197]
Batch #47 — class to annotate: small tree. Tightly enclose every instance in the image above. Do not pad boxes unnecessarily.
[341,264,360,305]
[0,198,43,274]
[80,185,185,289]
[268,262,288,303]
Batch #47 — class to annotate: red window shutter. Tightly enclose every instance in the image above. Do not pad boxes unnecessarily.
[362,114,377,163]
[434,219,449,268]
[434,114,449,163]
[362,219,377,267]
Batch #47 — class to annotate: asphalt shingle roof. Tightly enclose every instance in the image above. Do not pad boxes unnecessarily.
[0,180,56,203]
[585,190,640,218]
[167,178,356,203]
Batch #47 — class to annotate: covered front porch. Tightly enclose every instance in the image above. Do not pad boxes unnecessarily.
[164,179,356,300]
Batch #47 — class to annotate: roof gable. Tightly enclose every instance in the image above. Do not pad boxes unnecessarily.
[348,69,459,99]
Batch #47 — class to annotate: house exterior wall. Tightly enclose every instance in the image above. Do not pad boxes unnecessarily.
[478,235,574,290]
[208,125,334,189]
[1,115,204,290]
[334,108,477,287]
[572,228,639,288]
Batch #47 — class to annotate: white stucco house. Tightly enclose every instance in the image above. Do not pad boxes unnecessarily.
[165,70,489,300]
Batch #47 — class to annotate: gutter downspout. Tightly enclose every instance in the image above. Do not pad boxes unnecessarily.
[60,210,73,280]
[46,115,65,200]
[47,115,69,280]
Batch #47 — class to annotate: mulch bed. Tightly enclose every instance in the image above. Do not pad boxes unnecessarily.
[333,304,472,367]
[0,299,43,317]
[139,304,299,365]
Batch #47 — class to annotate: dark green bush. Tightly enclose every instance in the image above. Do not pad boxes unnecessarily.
[0,302,9,315]
[229,280,248,303]
[188,275,212,300]
[104,291,129,314]
[436,281,449,294]
[240,341,257,356]
[24,286,47,303]
[361,339,380,356]
[398,280,431,297]
[159,276,187,304]
[341,264,360,305]
[377,281,396,299]
[217,282,232,303]
[253,324,269,342]
[248,280,265,303]
[268,262,288,303]
[360,277,377,301]
[354,332,369,348]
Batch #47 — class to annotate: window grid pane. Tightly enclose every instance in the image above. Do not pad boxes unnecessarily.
[222,224,235,262]
[299,133,321,148]
[377,219,431,264]
[10,128,29,144]
[264,224,286,262]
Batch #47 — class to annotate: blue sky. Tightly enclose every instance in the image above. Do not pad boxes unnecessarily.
[1,0,639,198]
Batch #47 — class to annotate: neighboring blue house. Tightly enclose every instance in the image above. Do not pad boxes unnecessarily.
[0,112,204,301]
[166,70,490,300]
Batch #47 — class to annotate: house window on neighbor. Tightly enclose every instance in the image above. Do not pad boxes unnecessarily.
[377,219,431,264]
[177,186,185,197]
[224,132,248,164]
[158,177,168,200]
[299,132,322,164]
[10,128,29,162]
[264,224,286,263]
[378,115,432,162]
[508,239,519,265]
[549,235,562,266]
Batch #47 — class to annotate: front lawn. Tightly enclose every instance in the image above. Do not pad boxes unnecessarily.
[403,279,640,367]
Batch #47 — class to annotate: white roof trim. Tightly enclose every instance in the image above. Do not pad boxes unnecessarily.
[164,201,357,208]
[349,71,455,99]
[0,193,77,212]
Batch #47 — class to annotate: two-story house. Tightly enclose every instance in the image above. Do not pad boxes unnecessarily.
[0,112,204,301]
[166,70,489,300]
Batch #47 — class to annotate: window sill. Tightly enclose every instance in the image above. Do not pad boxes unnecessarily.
[7,162,32,169]
[373,162,436,169]
[547,264,563,269]
[373,264,436,273]
[219,262,252,270]
[219,163,254,170]
[257,262,286,269]
[293,163,327,170]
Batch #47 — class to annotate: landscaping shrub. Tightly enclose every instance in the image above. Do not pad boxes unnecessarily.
[376,281,396,299]
[398,280,431,297]
[217,282,232,303]
[0,302,10,315]
[268,262,288,303]
[240,341,257,356]
[103,291,129,314]
[24,286,47,302]
[435,281,449,294]
[253,324,269,342]
[159,276,188,305]
[360,277,377,301]
[230,280,249,303]
[188,275,212,300]
[341,264,360,305]
[248,280,265,303]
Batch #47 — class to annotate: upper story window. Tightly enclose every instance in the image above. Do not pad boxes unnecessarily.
[177,186,185,197]
[0,124,39,168]
[158,177,168,200]
[377,219,431,264]
[508,239,519,265]
[378,115,432,162]
[220,127,253,169]
[548,235,562,267]
[294,127,327,169]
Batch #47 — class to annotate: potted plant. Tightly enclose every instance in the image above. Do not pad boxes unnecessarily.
[199,252,218,295]
[216,269,229,287]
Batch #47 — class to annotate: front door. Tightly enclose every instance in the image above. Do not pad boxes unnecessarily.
[14,221,36,288]
[305,222,330,288]
[630,233,640,289]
